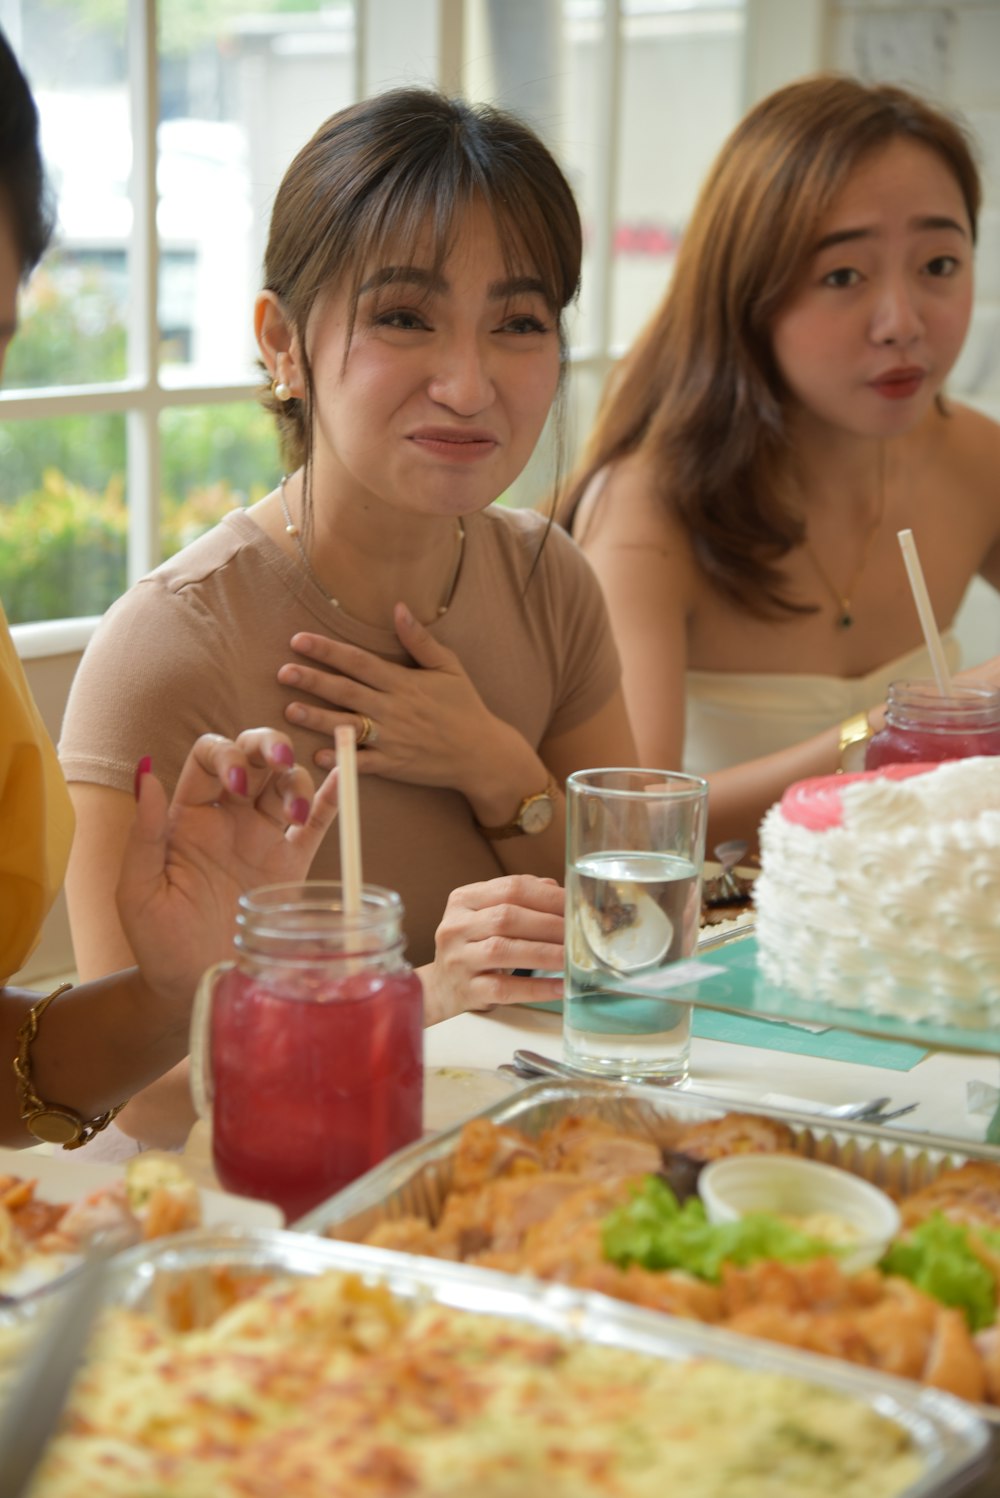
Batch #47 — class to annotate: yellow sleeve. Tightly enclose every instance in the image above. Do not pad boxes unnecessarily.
[0,605,75,983]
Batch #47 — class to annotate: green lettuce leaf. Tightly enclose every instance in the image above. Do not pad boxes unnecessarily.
[601,1177,841,1282]
[880,1213,998,1332]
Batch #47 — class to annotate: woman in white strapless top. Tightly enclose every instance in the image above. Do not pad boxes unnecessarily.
[684,636,961,775]
[562,76,1000,848]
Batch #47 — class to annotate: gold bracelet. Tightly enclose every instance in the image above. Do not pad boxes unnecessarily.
[837,710,873,775]
[13,983,128,1149]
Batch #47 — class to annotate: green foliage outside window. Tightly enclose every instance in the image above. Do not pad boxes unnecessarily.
[1,272,280,625]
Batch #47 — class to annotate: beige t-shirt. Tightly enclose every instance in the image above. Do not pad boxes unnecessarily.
[60,506,619,966]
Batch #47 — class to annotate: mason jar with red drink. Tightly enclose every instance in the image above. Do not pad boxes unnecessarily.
[865,679,1000,770]
[191,881,423,1222]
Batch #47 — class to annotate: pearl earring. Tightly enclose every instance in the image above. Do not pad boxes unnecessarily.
[272,379,293,402]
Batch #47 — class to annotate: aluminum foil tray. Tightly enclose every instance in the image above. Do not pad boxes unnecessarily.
[294,1078,1000,1244]
[5,1226,989,1498]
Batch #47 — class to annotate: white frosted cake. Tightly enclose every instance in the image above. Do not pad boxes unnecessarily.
[754,757,1000,1028]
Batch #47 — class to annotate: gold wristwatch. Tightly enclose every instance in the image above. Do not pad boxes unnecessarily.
[476,775,559,840]
[838,710,873,774]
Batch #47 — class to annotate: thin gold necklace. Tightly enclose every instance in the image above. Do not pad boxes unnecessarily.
[801,448,886,630]
[279,476,466,621]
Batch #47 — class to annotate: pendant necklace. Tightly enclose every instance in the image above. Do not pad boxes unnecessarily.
[279,476,465,622]
[801,447,886,630]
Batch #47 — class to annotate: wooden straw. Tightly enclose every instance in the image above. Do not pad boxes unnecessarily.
[335,725,363,916]
[897,528,953,696]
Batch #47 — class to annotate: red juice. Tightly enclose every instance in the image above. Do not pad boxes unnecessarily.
[865,680,1000,770]
[209,965,423,1221]
[866,720,1000,768]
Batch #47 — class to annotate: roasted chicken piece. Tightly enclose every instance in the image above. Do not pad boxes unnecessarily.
[451,1117,543,1193]
[668,1112,797,1160]
[719,1259,987,1404]
[898,1161,1000,1232]
[537,1115,663,1185]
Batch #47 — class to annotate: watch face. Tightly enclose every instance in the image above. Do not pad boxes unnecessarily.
[520,793,554,835]
[28,1107,83,1145]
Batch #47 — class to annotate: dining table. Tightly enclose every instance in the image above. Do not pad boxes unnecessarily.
[177,988,1000,1498]
[421,996,1000,1498]
[421,997,1000,1144]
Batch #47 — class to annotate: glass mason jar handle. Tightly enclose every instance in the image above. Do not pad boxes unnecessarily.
[188,961,234,1120]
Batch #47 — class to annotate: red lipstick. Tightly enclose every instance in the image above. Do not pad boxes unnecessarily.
[869,366,925,401]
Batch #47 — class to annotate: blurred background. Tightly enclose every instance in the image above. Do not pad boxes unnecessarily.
[5,0,999,985]
[2,0,998,630]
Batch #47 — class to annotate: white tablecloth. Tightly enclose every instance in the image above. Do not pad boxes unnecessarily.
[423,1002,1000,1143]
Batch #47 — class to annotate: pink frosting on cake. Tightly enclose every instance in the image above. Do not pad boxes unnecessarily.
[779,762,937,832]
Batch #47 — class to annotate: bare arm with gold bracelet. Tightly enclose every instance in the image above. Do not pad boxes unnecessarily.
[3,730,337,1149]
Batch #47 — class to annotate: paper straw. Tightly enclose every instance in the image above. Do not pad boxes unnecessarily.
[897,528,953,696]
[335,725,363,916]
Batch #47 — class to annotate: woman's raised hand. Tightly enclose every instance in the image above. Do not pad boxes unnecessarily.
[278,605,523,798]
[954,657,1000,693]
[116,729,338,1012]
[420,875,565,1024]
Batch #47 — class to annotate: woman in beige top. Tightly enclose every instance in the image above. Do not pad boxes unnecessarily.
[563,75,1000,848]
[60,89,634,1148]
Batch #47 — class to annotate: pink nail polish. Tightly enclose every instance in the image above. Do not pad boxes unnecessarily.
[291,797,310,825]
[133,755,152,801]
[227,766,249,796]
[272,742,295,767]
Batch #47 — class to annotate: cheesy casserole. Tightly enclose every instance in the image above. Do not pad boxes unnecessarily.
[23,1269,923,1498]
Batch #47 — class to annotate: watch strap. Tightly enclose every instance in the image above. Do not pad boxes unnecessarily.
[13,984,128,1149]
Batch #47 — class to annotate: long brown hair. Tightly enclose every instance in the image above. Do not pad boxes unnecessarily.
[561,75,981,617]
[261,88,581,535]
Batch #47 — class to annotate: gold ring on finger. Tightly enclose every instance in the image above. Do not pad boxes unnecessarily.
[356,714,376,748]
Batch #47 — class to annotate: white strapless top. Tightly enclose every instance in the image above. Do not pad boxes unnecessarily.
[683,634,962,775]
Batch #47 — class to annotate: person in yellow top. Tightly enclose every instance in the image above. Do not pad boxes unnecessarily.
[0,29,338,1148]
[1,611,75,983]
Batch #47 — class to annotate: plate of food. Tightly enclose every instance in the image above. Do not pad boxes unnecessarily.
[301,1082,1000,1414]
[3,1229,990,1498]
[0,1147,281,1301]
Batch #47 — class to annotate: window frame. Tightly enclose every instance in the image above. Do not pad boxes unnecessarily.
[5,0,762,641]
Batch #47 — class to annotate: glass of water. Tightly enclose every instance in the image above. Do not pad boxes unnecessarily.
[564,768,709,1083]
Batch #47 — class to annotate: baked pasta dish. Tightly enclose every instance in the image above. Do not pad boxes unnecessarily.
[359,1113,1000,1405]
[21,1268,923,1498]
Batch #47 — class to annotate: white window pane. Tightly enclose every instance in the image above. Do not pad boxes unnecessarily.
[365,0,442,93]
[2,2,129,389]
[613,1,745,349]
[157,3,356,385]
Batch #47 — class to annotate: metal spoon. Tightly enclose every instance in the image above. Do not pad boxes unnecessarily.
[0,1251,107,1497]
[502,1049,675,1088]
[711,839,750,901]
[502,1051,918,1122]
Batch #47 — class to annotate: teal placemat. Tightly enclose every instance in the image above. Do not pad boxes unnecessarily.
[526,934,970,1071]
[529,998,925,1070]
[689,1008,925,1070]
[672,937,1000,1062]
